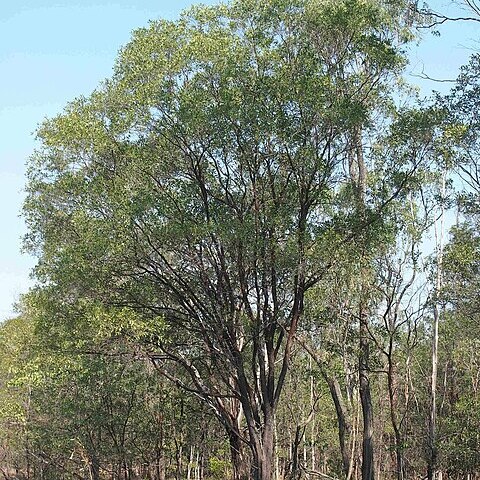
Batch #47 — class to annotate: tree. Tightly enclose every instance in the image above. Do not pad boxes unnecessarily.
[23,1,423,479]
[429,56,480,477]
[0,315,35,480]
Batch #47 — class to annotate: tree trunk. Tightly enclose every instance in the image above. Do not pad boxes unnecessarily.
[428,170,445,480]
[427,312,439,480]
[260,418,275,480]
[289,425,303,480]
[387,353,405,480]
[251,416,275,480]
[359,310,374,480]
[229,431,250,480]
[326,376,352,478]
[392,406,406,480]
[351,126,374,480]
[395,439,405,480]
[91,456,100,480]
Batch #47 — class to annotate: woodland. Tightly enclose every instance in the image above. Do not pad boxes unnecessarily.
[1,0,480,479]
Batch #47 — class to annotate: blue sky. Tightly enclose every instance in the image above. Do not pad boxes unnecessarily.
[0,0,478,320]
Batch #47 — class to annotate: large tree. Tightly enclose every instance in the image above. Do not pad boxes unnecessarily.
[23,1,420,478]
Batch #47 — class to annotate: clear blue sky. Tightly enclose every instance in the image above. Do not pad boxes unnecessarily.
[0,0,478,320]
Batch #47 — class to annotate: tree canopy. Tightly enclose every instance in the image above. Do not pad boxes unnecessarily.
[1,1,480,480]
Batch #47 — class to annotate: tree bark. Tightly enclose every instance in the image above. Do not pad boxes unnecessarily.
[428,170,445,480]
[359,309,374,480]
[351,126,374,480]
[249,414,275,480]
[229,430,250,480]
[387,357,406,480]
[326,376,352,478]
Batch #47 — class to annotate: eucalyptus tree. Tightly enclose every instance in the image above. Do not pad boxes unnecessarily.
[429,54,480,478]
[23,1,422,479]
[436,225,480,478]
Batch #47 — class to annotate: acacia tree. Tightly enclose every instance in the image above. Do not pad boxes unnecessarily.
[24,1,420,479]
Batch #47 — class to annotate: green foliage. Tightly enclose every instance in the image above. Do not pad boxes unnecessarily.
[8,1,480,479]
[208,455,231,479]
